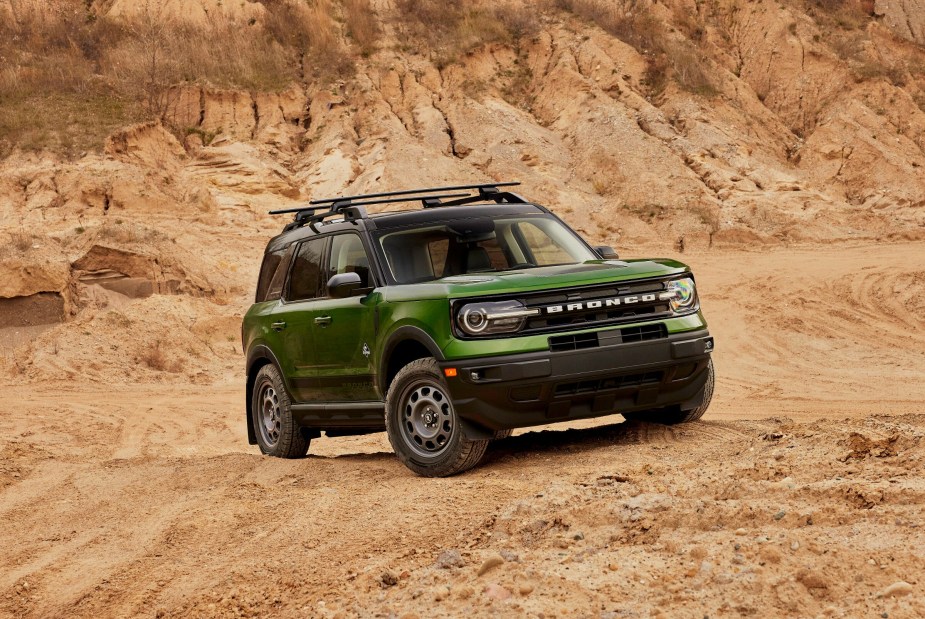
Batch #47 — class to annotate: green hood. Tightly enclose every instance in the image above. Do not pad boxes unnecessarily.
[382,259,689,301]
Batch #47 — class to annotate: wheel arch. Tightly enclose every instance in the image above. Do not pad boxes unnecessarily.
[245,345,287,445]
[379,326,444,395]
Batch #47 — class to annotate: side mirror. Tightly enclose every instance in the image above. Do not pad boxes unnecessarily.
[327,272,364,298]
[594,245,620,260]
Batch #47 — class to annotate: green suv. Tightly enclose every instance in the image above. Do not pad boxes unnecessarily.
[243,182,714,476]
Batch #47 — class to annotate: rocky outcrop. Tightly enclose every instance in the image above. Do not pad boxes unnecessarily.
[876,0,925,44]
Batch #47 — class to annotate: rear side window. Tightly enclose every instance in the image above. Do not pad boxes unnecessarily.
[287,238,326,301]
[255,247,286,302]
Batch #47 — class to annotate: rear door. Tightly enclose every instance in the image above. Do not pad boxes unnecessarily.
[270,236,328,403]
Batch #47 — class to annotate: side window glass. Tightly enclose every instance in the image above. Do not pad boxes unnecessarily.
[255,248,285,302]
[264,247,293,301]
[328,234,373,288]
[288,238,326,301]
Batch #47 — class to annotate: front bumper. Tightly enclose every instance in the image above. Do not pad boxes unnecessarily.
[440,328,713,431]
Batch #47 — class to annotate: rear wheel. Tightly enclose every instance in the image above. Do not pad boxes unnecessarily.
[622,359,715,425]
[251,364,309,458]
[385,358,488,477]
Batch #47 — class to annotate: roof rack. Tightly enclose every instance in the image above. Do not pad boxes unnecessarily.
[269,181,527,232]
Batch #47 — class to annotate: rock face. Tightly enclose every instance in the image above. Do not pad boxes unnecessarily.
[3,0,925,383]
[876,0,925,44]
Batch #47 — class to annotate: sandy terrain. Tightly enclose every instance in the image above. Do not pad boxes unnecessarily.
[2,241,923,618]
[3,1,925,616]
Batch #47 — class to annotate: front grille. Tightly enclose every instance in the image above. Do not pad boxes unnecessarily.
[547,323,667,351]
[521,278,672,334]
[549,332,598,352]
[620,323,667,343]
[554,371,663,396]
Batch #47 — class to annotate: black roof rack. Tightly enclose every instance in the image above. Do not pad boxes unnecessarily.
[270,181,526,232]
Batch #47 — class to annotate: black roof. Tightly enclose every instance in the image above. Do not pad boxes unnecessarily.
[264,182,550,253]
[264,202,545,253]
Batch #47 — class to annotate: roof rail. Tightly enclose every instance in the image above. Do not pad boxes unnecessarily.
[308,181,521,205]
[269,181,526,232]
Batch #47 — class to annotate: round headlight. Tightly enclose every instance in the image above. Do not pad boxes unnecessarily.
[665,277,696,312]
[456,300,540,336]
[460,306,489,333]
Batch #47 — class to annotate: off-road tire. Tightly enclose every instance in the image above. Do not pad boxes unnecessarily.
[622,359,715,425]
[385,358,489,477]
[251,364,310,458]
[493,429,514,440]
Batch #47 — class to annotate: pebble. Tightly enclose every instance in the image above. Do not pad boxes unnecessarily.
[790,541,800,551]
[518,582,535,595]
[435,550,465,569]
[878,581,913,598]
[483,583,512,601]
[573,532,585,541]
[773,510,786,521]
[500,549,520,562]
[379,571,398,587]
[477,554,505,577]
[607,563,619,572]
[734,528,747,536]
[433,585,451,602]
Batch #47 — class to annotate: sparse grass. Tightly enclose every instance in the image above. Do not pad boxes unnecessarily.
[344,0,381,57]
[555,0,715,98]
[184,127,220,146]
[9,232,34,253]
[0,0,355,154]
[854,59,907,87]
[395,0,538,68]
[806,0,871,30]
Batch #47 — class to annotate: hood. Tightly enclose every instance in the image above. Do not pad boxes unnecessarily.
[382,259,690,301]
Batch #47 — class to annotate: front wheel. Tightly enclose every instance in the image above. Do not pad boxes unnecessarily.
[385,358,488,477]
[622,359,715,425]
[251,364,310,458]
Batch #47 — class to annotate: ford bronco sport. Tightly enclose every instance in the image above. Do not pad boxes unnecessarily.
[243,182,714,476]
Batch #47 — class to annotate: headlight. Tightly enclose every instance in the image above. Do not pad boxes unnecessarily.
[456,300,539,336]
[660,277,697,313]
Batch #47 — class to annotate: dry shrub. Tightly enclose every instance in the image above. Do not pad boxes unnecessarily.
[264,0,353,80]
[854,59,907,87]
[140,339,183,373]
[555,0,715,97]
[806,0,870,30]
[666,43,717,96]
[344,0,380,57]
[556,0,665,53]
[395,0,538,68]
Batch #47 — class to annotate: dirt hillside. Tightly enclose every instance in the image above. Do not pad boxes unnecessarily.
[1,0,924,617]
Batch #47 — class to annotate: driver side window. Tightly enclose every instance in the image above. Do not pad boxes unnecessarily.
[327,234,373,288]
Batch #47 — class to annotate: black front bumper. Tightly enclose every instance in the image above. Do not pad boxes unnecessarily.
[440,329,713,431]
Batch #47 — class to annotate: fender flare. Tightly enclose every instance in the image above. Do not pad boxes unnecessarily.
[377,325,444,392]
[245,345,288,445]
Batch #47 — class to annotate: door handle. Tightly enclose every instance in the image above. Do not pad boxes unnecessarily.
[271,321,287,332]
[314,315,332,326]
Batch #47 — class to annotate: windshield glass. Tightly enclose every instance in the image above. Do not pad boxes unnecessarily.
[376,215,597,284]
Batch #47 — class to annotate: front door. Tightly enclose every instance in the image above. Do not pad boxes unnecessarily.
[307,233,380,402]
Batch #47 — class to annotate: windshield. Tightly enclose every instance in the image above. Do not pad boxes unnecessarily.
[376,215,598,284]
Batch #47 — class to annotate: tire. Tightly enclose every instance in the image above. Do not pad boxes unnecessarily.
[385,358,489,477]
[251,364,310,458]
[622,359,715,425]
[493,429,514,440]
